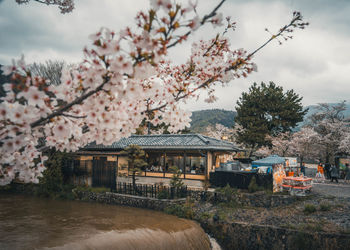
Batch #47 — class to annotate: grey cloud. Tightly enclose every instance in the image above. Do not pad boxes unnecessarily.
[1,0,349,110]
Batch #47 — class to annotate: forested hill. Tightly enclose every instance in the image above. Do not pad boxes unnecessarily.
[189,109,236,133]
[189,103,350,134]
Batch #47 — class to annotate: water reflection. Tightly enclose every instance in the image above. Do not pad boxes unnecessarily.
[0,194,211,250]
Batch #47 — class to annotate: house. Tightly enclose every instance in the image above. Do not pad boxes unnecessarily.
[72,134,241,187]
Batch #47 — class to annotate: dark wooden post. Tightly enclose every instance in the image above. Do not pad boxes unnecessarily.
[205,151,208,179]
[163,151,166,178]
[183,152,186,179]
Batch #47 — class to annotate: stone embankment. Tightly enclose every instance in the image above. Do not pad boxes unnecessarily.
[72,189,186,211]
[72,188,297,210]
[188,190,297,208]
[199,219,350,250]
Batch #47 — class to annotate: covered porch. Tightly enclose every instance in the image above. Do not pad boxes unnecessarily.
[74,134,240,187]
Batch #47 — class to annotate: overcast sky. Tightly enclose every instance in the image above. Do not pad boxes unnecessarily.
[0,0,349,111]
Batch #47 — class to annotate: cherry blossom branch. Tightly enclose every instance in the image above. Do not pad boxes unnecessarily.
[227,12,307,72]
[15,0,74,14]
[167,0,225,50]
[145,12,308,114]
[181,12,308,100]
[28,2,228,128]
[30,76,109,128]
[61,113,87,119]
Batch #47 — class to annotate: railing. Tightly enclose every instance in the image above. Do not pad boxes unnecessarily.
[114,182,188,199]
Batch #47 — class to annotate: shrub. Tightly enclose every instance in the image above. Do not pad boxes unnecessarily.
[157,188,170,199]
[217,184,236,201]
[36,150,75,199]
[164,201,194,219]
[319,202,331,211]
[198,212,211,221]
[248,176,262,193]
[169,166,184,189]
[303,204,317,214]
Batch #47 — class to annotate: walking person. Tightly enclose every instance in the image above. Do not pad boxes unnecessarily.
[330,165,339,183]
[316,162,325,181]
[345,163,350,184]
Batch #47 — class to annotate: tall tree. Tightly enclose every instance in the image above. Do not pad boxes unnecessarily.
[121,145,147,190]
[235,81,307,156]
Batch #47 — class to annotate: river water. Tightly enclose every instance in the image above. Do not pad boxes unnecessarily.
[0,194,217,250]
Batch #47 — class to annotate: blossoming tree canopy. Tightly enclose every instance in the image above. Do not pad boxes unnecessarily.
[0,0,308,185]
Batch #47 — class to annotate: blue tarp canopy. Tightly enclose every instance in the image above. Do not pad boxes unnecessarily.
[252,155,285,167]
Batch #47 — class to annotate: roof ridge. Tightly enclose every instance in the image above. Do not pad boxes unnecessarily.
[130,133,200,137]
[202,134,233,143]
[196,134,210,144]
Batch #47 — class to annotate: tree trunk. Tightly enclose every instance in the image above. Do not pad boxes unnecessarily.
[248,144,256,158]
[132,171,136,190]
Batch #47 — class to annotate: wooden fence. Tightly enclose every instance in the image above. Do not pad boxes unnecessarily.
[114,182,188,199]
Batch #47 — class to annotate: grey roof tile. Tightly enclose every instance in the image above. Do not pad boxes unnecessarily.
[84,134,240,151]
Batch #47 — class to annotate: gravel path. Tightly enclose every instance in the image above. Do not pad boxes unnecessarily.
[312,180,350,198]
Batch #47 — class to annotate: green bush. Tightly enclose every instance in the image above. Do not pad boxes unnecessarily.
[157,189,170,199]
[35,151,77,199]
[169,166,184,190]
[248,176,262,193]
[216,184,236,201]
[164,201,194,219]
[319,202,331,211]
[198,212,211,221]
[303,204,317,214]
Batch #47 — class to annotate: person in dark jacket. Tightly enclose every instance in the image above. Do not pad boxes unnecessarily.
[330,165,339,183]
[300,162,306,176]
[345,163,350,184]
[324,163,331,179]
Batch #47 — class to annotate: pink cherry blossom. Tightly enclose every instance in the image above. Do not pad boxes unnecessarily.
[18,86,47,107]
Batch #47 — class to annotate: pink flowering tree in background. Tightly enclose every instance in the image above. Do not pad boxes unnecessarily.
[256,132,294,157]
[288,127,321,165]
[205,123,236,142]
[339,133,350,155]
[0,0,308,185]
[309,102,350,164]
[256,127,321,163]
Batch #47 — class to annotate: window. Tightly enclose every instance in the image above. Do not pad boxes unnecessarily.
[185,155,205,175]
[147,153,165,172]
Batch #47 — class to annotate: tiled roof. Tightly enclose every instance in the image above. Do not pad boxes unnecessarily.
[84,134,240,151]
